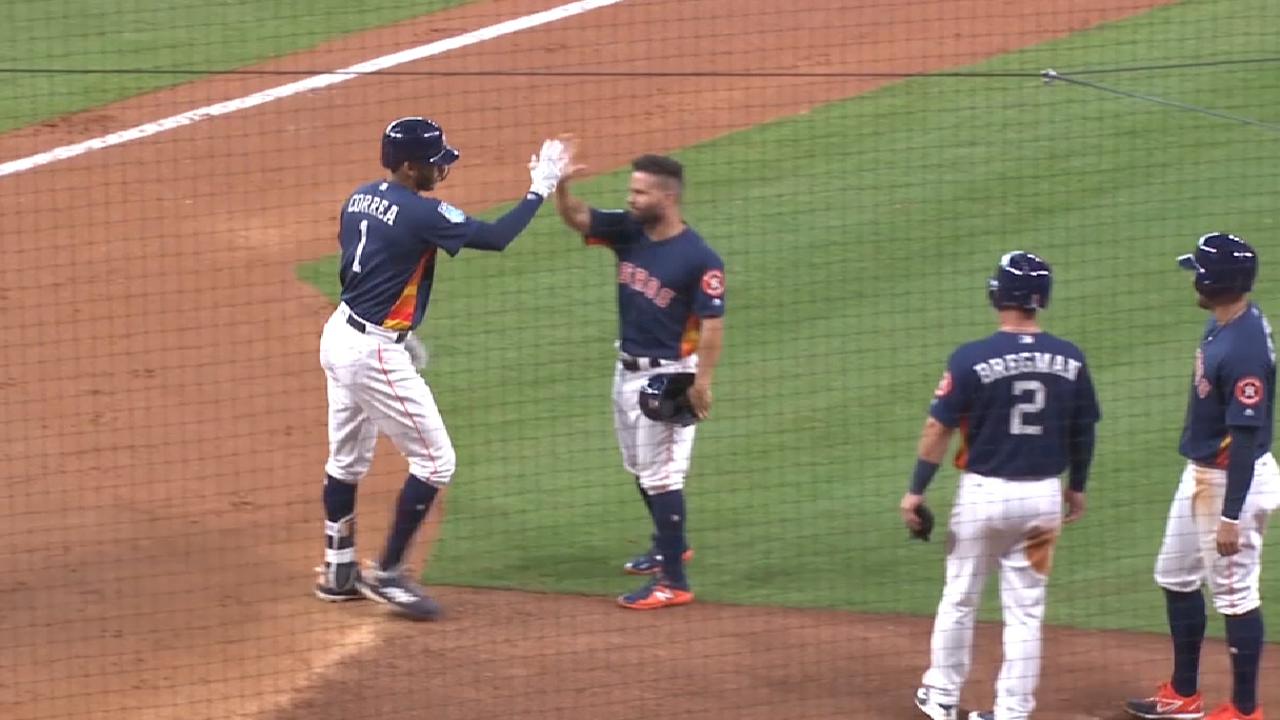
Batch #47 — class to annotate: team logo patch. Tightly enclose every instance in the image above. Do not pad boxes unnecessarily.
[701,269,725,298]
[437,201,466,224]
[934,371,953,398]
[1236,376,1264,406]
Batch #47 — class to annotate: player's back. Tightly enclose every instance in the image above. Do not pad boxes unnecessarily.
[336,180,468,331]
[339,180,424,294]
[942,331,1100,479]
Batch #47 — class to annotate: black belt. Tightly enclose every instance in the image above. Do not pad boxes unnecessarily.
[620,356,666,371]
[346,313,408,343]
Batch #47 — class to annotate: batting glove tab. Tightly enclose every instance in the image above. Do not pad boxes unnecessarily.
[527,138,568,198]
[405,333,429,371]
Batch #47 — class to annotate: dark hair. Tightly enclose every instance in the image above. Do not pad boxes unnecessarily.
[631,154,684,185]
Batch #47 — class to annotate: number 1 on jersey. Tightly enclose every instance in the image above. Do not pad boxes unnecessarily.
[353,219,370,273]
[1010,380,1046,436]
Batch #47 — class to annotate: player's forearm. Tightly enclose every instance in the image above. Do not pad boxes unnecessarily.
[693,317,724,385]
[1067,422,1096,493]
[917,418,953,463]
[1223,425,1259,521]
[908,418,954,494]
[553,182,590,234]
[462,194,544,251]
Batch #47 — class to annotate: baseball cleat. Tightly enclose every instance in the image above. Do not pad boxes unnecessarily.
[623,547,695,575]
[1204,703,1263,720]
[967,713,994,720]
[1123,682,1205,719]
[356,567,442,621]
[617,577,694,610]
[313,563,363,602]
[914,687,958,720]
[314,582,363,602]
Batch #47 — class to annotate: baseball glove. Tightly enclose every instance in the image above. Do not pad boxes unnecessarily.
[909,503,935,542]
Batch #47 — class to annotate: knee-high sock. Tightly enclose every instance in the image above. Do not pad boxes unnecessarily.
[379,474,440,572]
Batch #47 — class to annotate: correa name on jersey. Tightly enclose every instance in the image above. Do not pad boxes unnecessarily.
[972,352,1083,384]
[346,192,400,226]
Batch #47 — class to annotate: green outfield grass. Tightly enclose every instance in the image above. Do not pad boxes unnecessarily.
[298,0,1280,635]
[0,0,471,133]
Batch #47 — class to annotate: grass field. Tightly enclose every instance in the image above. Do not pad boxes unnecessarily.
[0,0,471,132]
[298,0,1280,635]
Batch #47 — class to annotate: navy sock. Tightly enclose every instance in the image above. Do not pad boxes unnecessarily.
[1164,588,1207,697]
[1225,609,1264,715]
[324,474,358,522]
[379,474,439,572]
[648,489,687,587]
[321,475,359,588]
[635,476,656,522]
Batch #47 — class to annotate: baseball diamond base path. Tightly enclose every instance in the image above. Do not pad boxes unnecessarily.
[3,0,1270,718]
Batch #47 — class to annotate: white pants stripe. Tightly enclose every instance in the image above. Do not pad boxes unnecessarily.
[1153,453,1280,615]
[611,353,697,494]
[320,305,456,486]
[922,473,1063,720]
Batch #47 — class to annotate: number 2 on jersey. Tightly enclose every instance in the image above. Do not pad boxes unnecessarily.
[352,219,369,273]
[1010,380,1045,436]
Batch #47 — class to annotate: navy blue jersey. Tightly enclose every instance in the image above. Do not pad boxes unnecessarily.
[1179,303,1276,466]
[930,331,1101,477]
[586,209,725,358]
[337,180,481,331]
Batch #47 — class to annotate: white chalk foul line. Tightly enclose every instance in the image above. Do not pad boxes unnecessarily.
[0,0,624,178]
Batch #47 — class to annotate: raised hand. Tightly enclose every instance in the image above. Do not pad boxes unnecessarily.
[528,137,568,198]
[557,133,589,182]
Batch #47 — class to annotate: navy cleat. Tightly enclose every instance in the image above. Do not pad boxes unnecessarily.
[623,546,694,575]
[914,687,958,720]
[314,562,363,602]
[356,566,442,621]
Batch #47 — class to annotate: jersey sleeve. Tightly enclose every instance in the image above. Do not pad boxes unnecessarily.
[1221,346,1271,427]
[415,199,474,257]
[928,351,977,428]
[1073,360,1103,425]
[690,249,726,318]
[585,209,632,248]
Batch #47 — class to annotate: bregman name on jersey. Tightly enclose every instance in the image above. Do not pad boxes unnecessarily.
[973,352,1083,384]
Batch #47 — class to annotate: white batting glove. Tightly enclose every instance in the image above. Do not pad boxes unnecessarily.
[405,333,429,371]
[527,138,567,198]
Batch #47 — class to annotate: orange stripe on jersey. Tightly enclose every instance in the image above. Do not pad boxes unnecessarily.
[382,253,429,331]
[953,417,970,470]
[586,236,609,247]
[680,315,701,358]
[1213,434,1231,469]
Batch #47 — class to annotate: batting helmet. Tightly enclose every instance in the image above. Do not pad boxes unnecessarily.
[1178,232,1257,297]
[988,251,1052,311]
[380,117,460,171]
[638,373,698,426]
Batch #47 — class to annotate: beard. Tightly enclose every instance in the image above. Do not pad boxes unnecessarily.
[628,206,661,225]
[414,165,447,192]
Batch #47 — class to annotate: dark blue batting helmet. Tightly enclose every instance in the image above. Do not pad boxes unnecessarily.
[638,372,698,426]
[1178,232,1258,297]
[987,251,1052,310]
[380,117,460,171]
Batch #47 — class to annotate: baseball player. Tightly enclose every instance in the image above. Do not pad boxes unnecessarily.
[907,251,1101,720]
[552,140,725,610]
[1124,233,1279,720]
[312,117,569,620]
